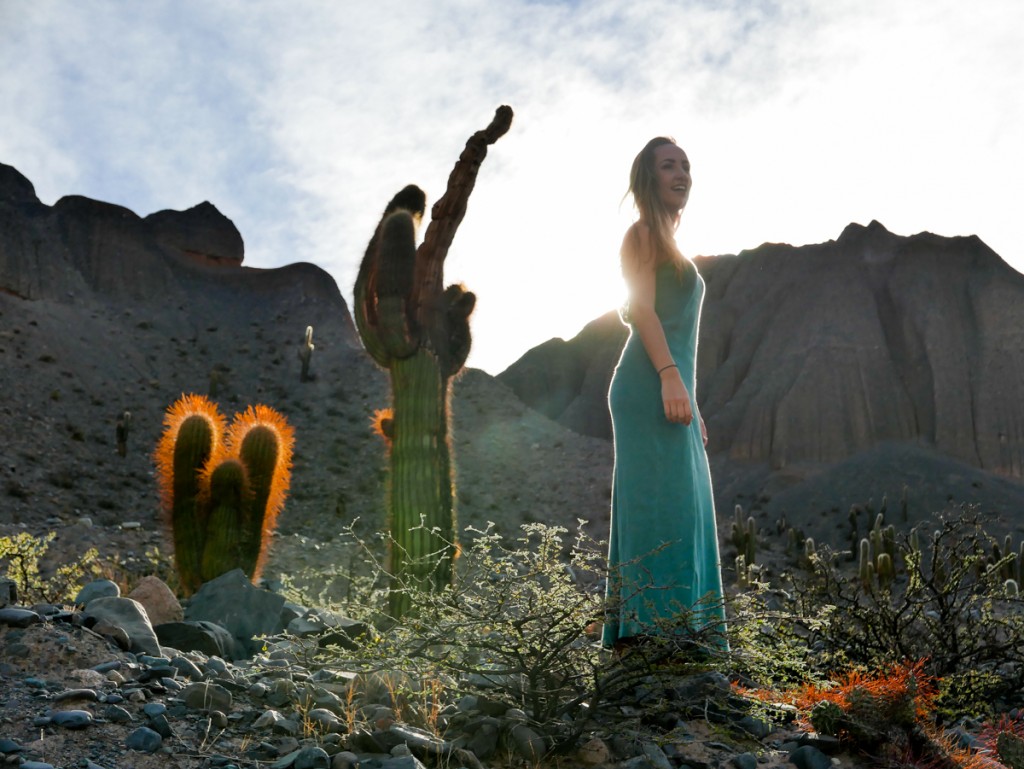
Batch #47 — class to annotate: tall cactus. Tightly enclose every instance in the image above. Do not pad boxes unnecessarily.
[354,106,513,617]
[155,395,294,594]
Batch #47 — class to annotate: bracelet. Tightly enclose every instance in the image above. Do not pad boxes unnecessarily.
[657,363,678,375]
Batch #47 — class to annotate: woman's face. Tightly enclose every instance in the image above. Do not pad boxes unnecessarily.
[653,143,691,214]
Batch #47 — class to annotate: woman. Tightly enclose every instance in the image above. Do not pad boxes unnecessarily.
[602,137,727,650]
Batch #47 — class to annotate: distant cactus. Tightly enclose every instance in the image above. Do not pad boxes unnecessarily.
[801,537,817,570]
[858,514,898,592]
[353,106,513,618]
[115,410,132,457]
[154,395,294,595]
[730,504,757,566]
[299,325,315,382]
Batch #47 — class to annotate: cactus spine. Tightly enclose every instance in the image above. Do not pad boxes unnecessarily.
[354,106,513,617]
[155,396,294,594]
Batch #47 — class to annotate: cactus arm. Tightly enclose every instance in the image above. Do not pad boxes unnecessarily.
[375,211,420,359]
[414,105,513,328]
[229,406,294,582]
[355,187,428,366]
[200,458,249,583]
[154,395,225,595]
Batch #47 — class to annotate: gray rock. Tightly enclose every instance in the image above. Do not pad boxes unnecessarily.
[74,579,120,606]
[294,746,331,769]
[0,607,41,627]
[641,742,673,769]
[125,726,163,753]
[331,751,359,769]
[103,704,133,723]
[464,716,499,759]
[307,708,343,733]
[169,655,204,680]
[731,753,758,769]
[156,620,241,659]
[53,688,99,703]
[148,712,174,738]
[49,709,94,729]
[735,714,773,738]
[181,681,233,712]
[788,745,833,769]
[83,597,160,656]
[19,762,56,769]
[508,723,547,763]
[375,756,427,769]
[185,569,286,655]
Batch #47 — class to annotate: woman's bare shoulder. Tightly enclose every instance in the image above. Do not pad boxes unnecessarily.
[621,221,654,269]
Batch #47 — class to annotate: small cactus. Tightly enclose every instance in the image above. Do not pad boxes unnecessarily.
[155,395,294,595]
[115,410,132,457]
[809,700,844,737]
[299,325,315,382]
[979,715,1024,769]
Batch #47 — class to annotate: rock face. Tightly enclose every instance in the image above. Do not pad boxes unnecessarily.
[501,221,1024,482]
[0,162,615,565]
[0,163,249,303]
[497,312,627,439]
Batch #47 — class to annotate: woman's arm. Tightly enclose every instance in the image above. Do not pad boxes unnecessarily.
[621,224,693,426]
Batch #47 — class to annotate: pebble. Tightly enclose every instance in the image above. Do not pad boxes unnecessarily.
[53,688,99,703]
[0,607,42,627]
[49,709,94,729]
[294,746,331,769]
[181,681,233,712]
[125,726,163,753]
[789,745,834,769]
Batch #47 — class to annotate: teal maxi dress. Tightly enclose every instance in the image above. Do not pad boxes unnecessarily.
[603,259,727,647]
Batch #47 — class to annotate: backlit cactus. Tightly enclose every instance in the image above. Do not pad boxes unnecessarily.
[354,106,512,617]
[155,395,294,595]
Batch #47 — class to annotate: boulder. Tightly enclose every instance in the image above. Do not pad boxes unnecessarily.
[184,569,286,656]
[83,597,160,656]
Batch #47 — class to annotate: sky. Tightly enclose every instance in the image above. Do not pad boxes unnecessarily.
[2,0,1022,375]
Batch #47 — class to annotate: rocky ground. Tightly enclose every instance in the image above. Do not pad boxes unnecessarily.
[1,565,876,769]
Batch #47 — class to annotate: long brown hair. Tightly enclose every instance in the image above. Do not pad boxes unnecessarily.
[625,136,685,268]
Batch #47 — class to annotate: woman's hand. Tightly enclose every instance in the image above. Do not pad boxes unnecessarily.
[660,368,693,425]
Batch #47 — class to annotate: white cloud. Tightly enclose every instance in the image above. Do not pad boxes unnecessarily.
[1,0,1020,374]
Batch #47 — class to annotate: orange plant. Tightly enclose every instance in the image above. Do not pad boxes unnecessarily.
[155,395,294,594]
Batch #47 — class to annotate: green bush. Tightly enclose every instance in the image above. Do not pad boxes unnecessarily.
[0,531,99,604]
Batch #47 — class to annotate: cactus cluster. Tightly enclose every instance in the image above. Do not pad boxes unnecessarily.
[353,106,513,618]
[858,513,897,591]
[154,394,294,595]
[731,504,759,587]
[990,534,1024,596]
